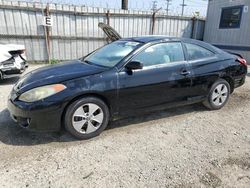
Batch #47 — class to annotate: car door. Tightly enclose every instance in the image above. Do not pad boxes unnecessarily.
[184,42,219,98]
[117,42,193,114]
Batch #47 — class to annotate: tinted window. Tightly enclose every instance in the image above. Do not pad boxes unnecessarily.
[185,43,214,60]
[219,6,243,29]
[133,42,184,67]
[84,41,141,67]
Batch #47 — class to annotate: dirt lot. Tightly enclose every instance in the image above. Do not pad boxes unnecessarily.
[0,65,250,188]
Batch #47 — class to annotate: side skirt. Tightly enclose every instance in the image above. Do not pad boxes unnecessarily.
[112,96,206,121]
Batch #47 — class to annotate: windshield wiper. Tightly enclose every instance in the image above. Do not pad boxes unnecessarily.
[83,60,92,64]
[82,60,110,68]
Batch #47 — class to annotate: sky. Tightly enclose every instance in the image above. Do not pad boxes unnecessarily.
[15,0,209,17]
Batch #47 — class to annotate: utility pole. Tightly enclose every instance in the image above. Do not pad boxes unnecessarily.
[180,0,187,16]
[165,0,171,15]
[152,1,158,12]
[121,0,128,10]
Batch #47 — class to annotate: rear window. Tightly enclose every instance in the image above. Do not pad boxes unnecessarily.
[185,43,214,60]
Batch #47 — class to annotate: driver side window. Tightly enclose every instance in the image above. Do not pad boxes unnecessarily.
[132,42,185,67]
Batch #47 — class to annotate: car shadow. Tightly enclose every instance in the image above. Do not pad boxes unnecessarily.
[0,104,206,146]
[0,77,20,85]
[107,104,205,130]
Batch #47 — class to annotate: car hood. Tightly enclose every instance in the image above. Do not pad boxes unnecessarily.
[15,60,107,93]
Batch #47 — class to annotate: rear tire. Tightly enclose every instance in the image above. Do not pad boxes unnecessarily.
[64,97,110,140]
[203,79,230,110]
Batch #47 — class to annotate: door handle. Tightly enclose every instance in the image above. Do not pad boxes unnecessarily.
[180,70,191,76]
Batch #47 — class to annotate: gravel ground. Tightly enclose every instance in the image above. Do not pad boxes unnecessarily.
[0,64,250,188]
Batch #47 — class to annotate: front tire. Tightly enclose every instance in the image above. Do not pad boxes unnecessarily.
[203,79,230,110]
[64,97,110,139]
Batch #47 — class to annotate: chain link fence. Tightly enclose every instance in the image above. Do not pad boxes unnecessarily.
[0,0,205,62]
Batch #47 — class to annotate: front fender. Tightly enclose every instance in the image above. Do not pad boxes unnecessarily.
[62,71,119,115]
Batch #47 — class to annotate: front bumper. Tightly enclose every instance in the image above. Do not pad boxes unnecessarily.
[8,99,63,132]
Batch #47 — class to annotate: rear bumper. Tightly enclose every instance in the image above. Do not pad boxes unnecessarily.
[233,76,246,88]
[2,62,28,73]
[0,56,28,76]
[8,99,63,132]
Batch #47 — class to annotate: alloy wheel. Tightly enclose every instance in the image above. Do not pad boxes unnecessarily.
[72,103,104,134]
[211,84,228,106]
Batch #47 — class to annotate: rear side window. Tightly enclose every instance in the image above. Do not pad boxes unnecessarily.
[185,43,214,60]
[133,42,185,67]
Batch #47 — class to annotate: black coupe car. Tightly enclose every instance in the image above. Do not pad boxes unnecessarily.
[8,23,248,139]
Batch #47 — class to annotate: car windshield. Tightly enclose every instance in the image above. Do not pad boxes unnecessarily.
[83,41,142,67]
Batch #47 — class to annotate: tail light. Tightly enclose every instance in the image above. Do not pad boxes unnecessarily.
[237,58,248,67]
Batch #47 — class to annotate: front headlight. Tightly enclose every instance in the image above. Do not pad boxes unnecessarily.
[19,84,67,102]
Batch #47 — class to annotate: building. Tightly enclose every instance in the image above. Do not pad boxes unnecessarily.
[204,0,250,62]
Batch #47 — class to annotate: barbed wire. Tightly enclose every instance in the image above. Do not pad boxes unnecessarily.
[8,0,208,17]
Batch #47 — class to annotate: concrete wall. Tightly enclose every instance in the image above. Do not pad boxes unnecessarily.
[204,0,250,62]
[0,0,205,62]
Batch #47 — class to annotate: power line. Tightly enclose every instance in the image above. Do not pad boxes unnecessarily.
[186,0,208,4]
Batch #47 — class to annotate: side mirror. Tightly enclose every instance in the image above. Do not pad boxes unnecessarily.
[125,61,143,70]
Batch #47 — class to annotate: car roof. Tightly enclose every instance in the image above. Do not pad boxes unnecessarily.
[120,36,182,43]
[119,35,226,54]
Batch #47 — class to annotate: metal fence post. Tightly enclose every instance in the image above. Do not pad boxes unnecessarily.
[106,10,110,26]
[191,16,196,39]
[151,12,156,35]
[151,8,161,35]
[105,10,111,43]
[44,5,51,64]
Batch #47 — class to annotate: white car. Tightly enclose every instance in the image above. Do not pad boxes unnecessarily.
[0,43,28,80]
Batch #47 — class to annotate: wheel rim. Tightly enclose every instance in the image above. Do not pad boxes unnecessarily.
[211,84,228,106]
[72,103,104,134]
